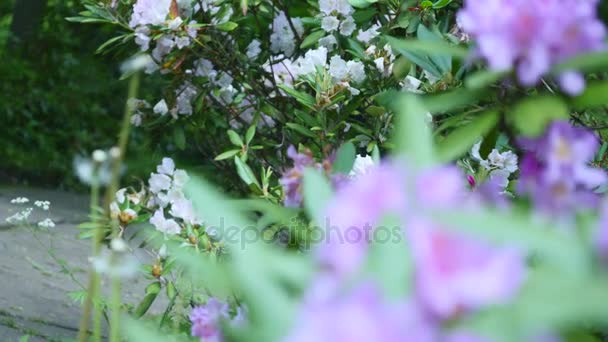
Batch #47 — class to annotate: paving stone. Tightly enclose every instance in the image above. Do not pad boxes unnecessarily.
[0,186,168,339]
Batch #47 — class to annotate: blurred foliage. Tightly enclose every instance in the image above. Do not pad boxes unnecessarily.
[0,0,129,189]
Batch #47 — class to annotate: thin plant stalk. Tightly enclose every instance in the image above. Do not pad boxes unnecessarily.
[107,72,141,342]
[78,72,141,342]
[77,164,101,342]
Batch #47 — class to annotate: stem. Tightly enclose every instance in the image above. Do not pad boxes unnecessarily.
[78,73,140,342]
[103,72,141,223]
[77,170,101,342]
[109,277,122,342]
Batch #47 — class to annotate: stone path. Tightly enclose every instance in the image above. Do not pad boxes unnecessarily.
[0,186,166,341]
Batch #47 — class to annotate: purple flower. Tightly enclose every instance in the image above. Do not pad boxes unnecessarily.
[279,146,357,207]
[316,163,407,276]
[408,221,526,319]
[518,121,606,214]
[458,0,606,94]
[283,284,437,342]
[279,146,316,207]
[190,298,230,342]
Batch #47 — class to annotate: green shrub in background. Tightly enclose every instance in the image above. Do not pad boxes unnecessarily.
[0,0,128,189]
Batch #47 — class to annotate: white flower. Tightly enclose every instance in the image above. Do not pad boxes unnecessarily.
[74,155,112,186]
[110,238,129,253]
[167,17,183,30]
[246,39,262,59]
[92,150,107,163]
[115,189,127,204]
[10,197,29,204]
[319,0,353,16]
[270,12,304,56]
[150,209,182,235]
[173,169,190,188]
[487,149,518,173]
[37,218,55,228]
[321,16,340,32]
[91,249,139,278]
[175,82,198,116]
[329,55,348,81]
[471,141,519,175]
[131,113,143,126]
[134,26,151,51]
[6,207,33,224]
[374,57,385,73]
[357,24,381,43]
[349,155,376,178]
[339,16,356,36]
[175,36,191,49]
[129,0,172,28]
[149,173,172,193]
[295,47,328,75]
[194,58,217,80]
[170,198,199,225]
[34,200,50,210]
[401,75,423,93]
[346,60,366,83]
[217,72,233,88]
[157,157,175,175]
[319,35,338,50]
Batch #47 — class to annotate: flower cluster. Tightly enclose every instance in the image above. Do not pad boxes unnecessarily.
[147,158,200,235]
[279,146,350,207]
[6,197,55,228]
[518,121,607,214]
[470,141,519,191]
[300,161,526,339]
[458,0,606,94]
[190,298,246,342]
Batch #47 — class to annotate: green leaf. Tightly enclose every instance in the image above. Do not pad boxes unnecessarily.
[145,282,161,295]
[551,50,608,75]
[302,169,333,223]
[432,0,452,9]
[215,21,238,31]
[240,0,248,15]
[417,25,451,74]
[245,125,256,145]
[96,34,130,54]
[332,142,357,174]
[393,95,435,168]
[508,96,569,137]
[465,70,509,89]
[173,127,186,150]
[348,0,377,8]
[234,156,260,187]
[571,80,608,110]
[286,123,316,138]
[134,292,158,318]
[214,149,240,161]
[420,87,487,113]
[278,85,316,110]
[227,130,244,146]
[123,316,190,341]
[386,35,469,60]
[371,144,381,162]
[300,30,326,49]
[436,110,500,162]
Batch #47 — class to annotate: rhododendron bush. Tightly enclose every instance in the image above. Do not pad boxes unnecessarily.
[59,0,608,341]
